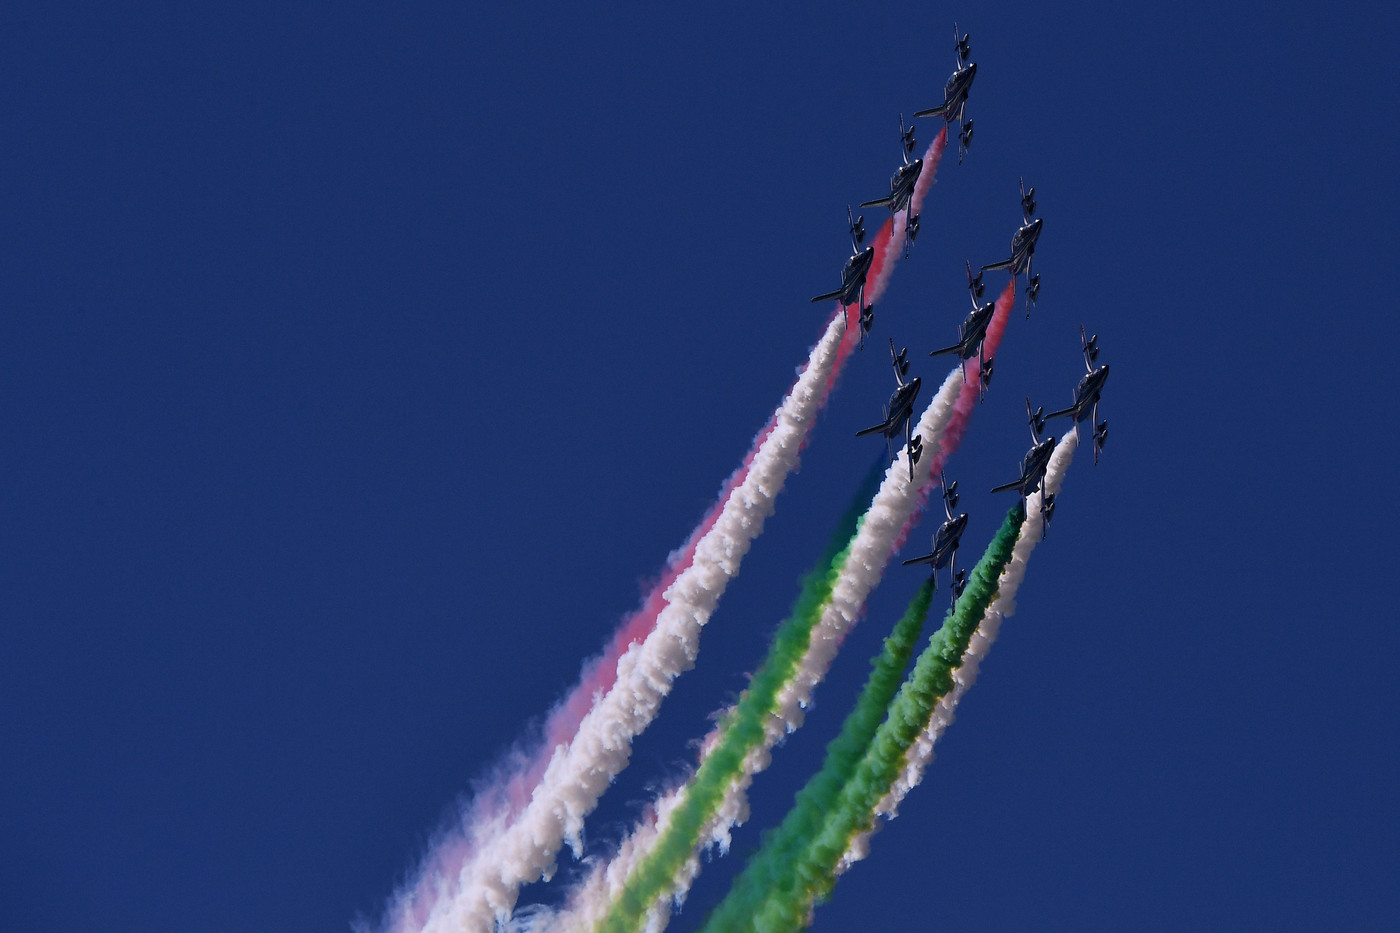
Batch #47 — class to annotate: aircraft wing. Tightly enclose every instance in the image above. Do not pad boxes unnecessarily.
[913,102,951,119]
[859,195,893,209]
[855,421,891,438]
[989,478,1024,494]
[811,289,843,303]
[979,256,1015,272]
[929,341,962,358]
[901,552,936,566]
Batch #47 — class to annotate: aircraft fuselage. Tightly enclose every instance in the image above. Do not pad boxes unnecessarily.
[1068,366,1109,422]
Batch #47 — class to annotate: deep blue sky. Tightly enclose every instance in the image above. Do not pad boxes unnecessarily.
[3,3,1398,931]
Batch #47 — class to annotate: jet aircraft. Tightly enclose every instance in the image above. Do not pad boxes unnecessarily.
[930,260,999,391]
[980,178,1043,316]
[902,474,969,596]
[812,206,877,344]
[991,398,1058,535]
[915,25,977,163]
[856,339,923,479]
[1046,325,1110,463]
[860,116,923,254]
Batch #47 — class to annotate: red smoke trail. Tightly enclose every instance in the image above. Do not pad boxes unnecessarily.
[831,124,948,387]
[892,276,1016,553]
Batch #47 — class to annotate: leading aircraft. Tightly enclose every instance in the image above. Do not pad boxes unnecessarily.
[930,260,998,392]
[860,116,923,255]
[856,339,923,479]
[1046,325,1110,463]
[812,206,877,344]
[980,178,1043,316]
[914,25,976,164]
[991,398,1058,535]
[902,474,969,597]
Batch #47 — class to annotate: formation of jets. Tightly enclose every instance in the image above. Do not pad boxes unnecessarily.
[805,25,1112,580]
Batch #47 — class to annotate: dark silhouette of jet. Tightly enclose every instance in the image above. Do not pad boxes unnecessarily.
[856,339,923,479]
[861,116,923,255]
[981,178,1043,317]
[813,206,876,345]
[903,473,969,597]
[930,260,999,394]
[1046,325,1110,464]
[915,25,977,164]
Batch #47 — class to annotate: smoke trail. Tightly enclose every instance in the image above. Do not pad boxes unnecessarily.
[554,271,1009,933]
[841,430,1079,871]
[383,449,767,933]
[384,127,952,933]
[704,503,1027,933]
[544,458,886,933]
[705,580,934,931]
[830,125,947,384]
[415,305,853,933]
[892,276,1014,554]
[558,350,976,933]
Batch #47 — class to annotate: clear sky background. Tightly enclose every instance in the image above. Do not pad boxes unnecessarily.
[3,2,1398,931]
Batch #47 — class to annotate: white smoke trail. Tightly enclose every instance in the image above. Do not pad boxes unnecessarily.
[836,430,1079,873]
[419,311,849,933]
[543,364,968,933]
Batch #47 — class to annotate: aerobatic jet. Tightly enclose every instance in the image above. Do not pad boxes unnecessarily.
[812,206,877,343]
[981,178,1043,316]
[914,25,977,164]
[860,116,923,254]
[930,260,998,391]
[991,398,1058,535]
[856,339,923,479]
[1046,325,1110,464]
[903,474,969,597]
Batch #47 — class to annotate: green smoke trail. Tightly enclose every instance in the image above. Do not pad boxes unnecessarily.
[710,578,935,926]
[703,502,1026,933]
[593,457,886,933]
